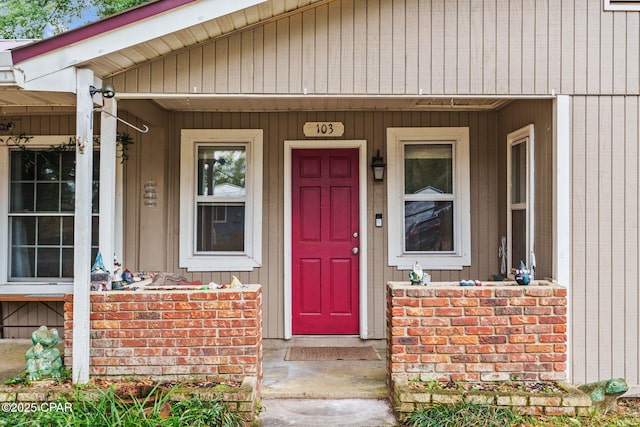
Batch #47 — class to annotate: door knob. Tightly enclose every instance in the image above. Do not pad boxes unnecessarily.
[352,247,359,255]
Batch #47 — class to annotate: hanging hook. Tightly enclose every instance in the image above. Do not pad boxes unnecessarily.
[93,108,149,133]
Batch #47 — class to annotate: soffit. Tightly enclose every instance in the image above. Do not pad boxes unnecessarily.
[81,0,327,79]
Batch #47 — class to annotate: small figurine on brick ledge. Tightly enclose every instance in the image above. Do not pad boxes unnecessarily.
[514,260,531,285]
[409,261,424,286]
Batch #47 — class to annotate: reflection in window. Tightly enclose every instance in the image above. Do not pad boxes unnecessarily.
[195,147,246,253]
[8,150,99,279]
[403,144,455,253]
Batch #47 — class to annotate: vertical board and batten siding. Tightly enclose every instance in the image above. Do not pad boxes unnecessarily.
[114,0,639,97]
[496,99,554,282]
[571,96,640,385]
[147,108,553,339]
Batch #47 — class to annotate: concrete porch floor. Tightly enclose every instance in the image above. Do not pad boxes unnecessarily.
[257,337,397,426]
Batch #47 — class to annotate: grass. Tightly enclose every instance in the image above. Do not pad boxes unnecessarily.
[0,382,244,427]
[401,399,640,427]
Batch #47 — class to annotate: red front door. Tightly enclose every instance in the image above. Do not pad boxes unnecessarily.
[292,148,360,335]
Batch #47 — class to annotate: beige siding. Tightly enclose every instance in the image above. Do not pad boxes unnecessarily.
[114,109,549,339]
[496,100,554,282]
[571,96,640,385]
[114,0,639,97]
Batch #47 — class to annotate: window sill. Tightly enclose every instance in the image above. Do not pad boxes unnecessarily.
[390,254,471,271]
[180,255,261,272]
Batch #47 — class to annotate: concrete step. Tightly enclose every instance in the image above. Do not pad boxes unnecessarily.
[253,399,398,426]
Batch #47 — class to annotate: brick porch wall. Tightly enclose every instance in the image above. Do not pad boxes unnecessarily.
[63,285,262,384]
[387,281,567,383]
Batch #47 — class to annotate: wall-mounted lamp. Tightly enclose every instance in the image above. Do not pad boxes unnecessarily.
[89,83,116,99]
[370,149,386,182]
[0,122,13,131]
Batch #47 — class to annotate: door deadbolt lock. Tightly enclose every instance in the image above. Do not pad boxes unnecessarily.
[352,247,359,255]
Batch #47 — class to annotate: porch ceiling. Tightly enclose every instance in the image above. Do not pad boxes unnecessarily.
[0,91,514,114]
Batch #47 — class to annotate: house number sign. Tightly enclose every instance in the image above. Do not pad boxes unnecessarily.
[303,122,344,137]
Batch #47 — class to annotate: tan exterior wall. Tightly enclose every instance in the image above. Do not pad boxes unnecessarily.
[571,95,640,385]
[112,0,639,97]
[119,108,554,340]
[497,99,554,281]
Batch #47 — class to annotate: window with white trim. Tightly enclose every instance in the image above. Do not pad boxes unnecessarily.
[386,127,471,270]
[0,137,99,282]
[179,129,263,271]
[604,1,640,11]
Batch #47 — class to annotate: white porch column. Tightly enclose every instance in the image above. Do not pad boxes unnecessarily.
[72,69,94,384]
[553,94,571,382]
[553,95,571,285]
[99,97,117,276]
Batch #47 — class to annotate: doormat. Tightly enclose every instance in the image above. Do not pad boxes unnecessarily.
[284,346,381,361]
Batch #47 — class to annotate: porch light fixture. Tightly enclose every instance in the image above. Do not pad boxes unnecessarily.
[89,83,116,99]
[370,149,386,182]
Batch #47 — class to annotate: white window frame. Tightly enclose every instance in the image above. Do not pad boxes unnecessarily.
[0,136,85,288]
[387,127,471,270]
[179,129,263,271]
[506,124,535,277]
[604,0,640,11]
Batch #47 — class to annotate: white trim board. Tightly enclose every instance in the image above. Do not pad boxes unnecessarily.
[283,140,368,340]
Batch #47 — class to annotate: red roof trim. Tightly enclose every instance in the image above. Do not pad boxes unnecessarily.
[11,0,196,64]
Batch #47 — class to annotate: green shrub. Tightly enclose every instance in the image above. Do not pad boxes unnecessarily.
[403,402,524,427]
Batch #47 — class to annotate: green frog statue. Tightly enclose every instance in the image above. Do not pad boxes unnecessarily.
[25,326,64,381]
[578,378,629,414]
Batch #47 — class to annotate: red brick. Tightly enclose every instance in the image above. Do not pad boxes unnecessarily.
[148,320,176,329]
[162,311,189,319]
[554,324,567,333]
[435,308,463,317]
[554,288,567,297]
[436,327,465,336]
[480,317,509,326]
[494,307,522,315]
[420,298,450,307]
[539,297,567,306]
[496,344,524,353]
[436,345,465,354]
[392,354,420,363]
[391,307,405,316]
[435,363,465,372]
[392,298,420,307]
[479,336,506,344]
[407,345,436,354]
[406,307,435,316]
[554,306,567,315]
[450,335,478,345]
[451,317,479,326]
[435,289,464,297]
[495,363,524,372]
[106,293,136,302]
[450,354,479,363]
[393,336,419,345]
[539,315,566,324]
[539,353,566,362]
[93,320,121,329]
[175,301,203,310]
[525,288,553,297]
[148,302,176,310]
[466,345,495,354]
[392,317,420,327]
[464,289,493,297]
[421,318,450,326]
[464,307,494,316]
[189,292,219,300]
[465,326,494,335]
[466,363,494,372]
[510,316,538,325]
[510,353,538,362]
[161,293,189,301]
[524,306,552,315]
[479,298,508,307]
[510,297,538,306]
[120,339,148,347]
[421,336,448,345]
[525,344,553,353]
[480,354,509,363]
[524,324,552,334]
[524,362,553,372]
[451,298,479,307]
[539,334,566,343]
[509,335,536,343]
[408,327,436,336]
[495,289,525,297]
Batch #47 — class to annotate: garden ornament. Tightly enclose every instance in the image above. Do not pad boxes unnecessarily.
[578,378,629,414]
[25,326,64,381]
[514,260,530,285]
[409,262,423,285]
